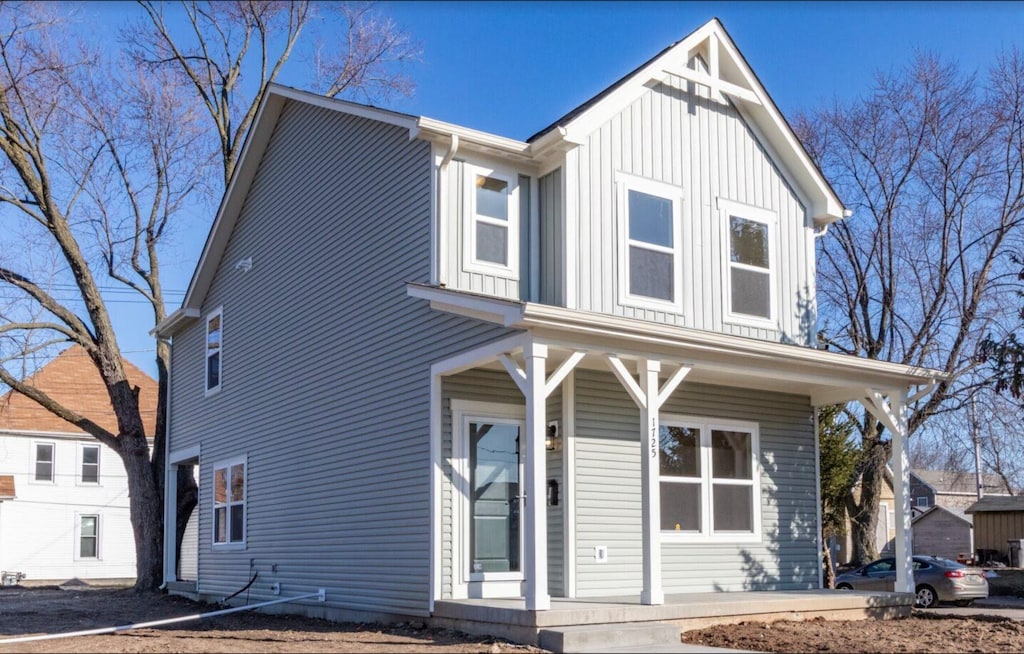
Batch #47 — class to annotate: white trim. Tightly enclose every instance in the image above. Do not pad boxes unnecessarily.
[615,172,685,314]
[462,163,520,278]
[563,150,578,309]
[529,175,541,302]
[562,371,577,598]
[659,414,763,544]
[718,198,779,329]
[30,440,55,484]
[429,372,442,610]
[204,306,223,397]
[814,407,823,589]
[428,333,529,379]
[169,445,201,465]
[77,442,101,486]
[211,454,247,550]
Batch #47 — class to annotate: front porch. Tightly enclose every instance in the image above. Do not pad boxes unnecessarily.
[431,590,914,650]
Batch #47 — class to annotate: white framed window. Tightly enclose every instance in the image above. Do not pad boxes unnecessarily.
[213,456,246,548]
[78,515,99,559]
[718,199,778,327]
[205,307,223,395]
[463,164,519,278]
[659,415,761,543]
[33,442,55,483]
[916,496,929,508]
[80,444,100,484]
[616,172,684,312]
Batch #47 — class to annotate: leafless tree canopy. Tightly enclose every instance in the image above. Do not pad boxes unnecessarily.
[0,0,418,589]
[796,51,1024,564]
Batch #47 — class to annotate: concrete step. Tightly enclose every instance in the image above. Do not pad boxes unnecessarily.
[538,621,681,653]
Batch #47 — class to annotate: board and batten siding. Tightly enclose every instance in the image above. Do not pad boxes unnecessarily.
[573,368,818,596]
[439,369,565,598]
[539,168,565,307]
[567,71,815,345]
[168,100,513,618]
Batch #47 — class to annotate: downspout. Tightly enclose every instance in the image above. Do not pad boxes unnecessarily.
[160,335,175,589]
[437,135,460,287]
[813,209,853,239]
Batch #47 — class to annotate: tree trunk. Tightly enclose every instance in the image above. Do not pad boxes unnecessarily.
[823,544,836,589]
[121,435,163,591]
[849,434,888,565]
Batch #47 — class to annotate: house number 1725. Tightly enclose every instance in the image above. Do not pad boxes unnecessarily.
[650,419,658,458]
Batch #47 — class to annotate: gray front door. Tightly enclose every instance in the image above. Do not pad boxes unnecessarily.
[469,421,521,577]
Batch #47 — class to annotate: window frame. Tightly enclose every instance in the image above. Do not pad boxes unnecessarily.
[463,163,520,279]
[616,172,685,313]
[205,306,223,396]
[659,414,762,544]
[79,443,100,485]
[76,514,100,560]
[718,198,779,329]
[212,455,247,550]
[32,441,55,484]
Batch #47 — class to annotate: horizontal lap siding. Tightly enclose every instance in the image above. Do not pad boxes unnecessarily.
[571,72,813,345]
[573,368,818,596]
[168,101,512,617]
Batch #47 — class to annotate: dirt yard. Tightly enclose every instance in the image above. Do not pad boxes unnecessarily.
[5,585,1024,653]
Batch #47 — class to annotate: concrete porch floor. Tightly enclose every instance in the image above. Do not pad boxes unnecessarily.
[431,590,915,650]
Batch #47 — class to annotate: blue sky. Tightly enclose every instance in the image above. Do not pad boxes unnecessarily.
[77,1,1024,376]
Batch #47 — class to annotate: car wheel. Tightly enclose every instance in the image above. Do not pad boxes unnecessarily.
[915,585,938,608]
[954,599,974,607]
[836,583,853,590]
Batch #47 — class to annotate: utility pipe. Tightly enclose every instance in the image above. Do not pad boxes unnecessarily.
[0,590,324,645]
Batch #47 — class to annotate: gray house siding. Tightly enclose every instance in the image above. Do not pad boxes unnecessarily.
[168,100,513,617]
[912,509,972,561]
[539,168,565,307]
[573,368,818,596]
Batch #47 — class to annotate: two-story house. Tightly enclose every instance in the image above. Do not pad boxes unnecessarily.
[0,346,157,583]
[155,18,939,640]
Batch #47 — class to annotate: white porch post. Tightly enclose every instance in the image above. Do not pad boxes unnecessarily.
[638,358,663,606]
[524,342,550,610]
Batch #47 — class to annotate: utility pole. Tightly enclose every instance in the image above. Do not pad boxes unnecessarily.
[972,396,983,501]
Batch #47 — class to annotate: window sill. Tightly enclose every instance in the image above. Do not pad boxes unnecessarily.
[212,542,246,552]
[723,313,779,332]
[619,294,683,315]
[662,532,763,545]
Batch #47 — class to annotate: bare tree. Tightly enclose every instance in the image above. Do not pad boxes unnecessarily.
[0,0,417,589]
[796,51,1024,564]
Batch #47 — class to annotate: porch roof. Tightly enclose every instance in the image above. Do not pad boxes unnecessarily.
[407,284,943,405]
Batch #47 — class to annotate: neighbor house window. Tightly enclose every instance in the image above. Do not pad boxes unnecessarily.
[719,199,776,324]
[617,173,683,311]
[213,457,246,547]
[916,496,929,508]
[34,442,54,482]
[205,307,222,394]
[659,416,760,541]
[464,165,518,277]
[79,515,98,558]
[81,444,100,484]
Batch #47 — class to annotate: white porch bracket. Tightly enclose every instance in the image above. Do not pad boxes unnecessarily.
[498,354,528,396]
[605,355,693,606]
[859,388,913,595]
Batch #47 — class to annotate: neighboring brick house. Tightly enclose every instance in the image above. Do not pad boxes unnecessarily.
[0,346,157,583]
[910,469,1009,512]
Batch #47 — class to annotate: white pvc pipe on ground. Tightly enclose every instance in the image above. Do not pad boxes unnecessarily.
[0,591,323,645]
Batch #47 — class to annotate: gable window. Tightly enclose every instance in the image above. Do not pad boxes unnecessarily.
[81,444,100,484]
[213,457,246,547]
[616,173,683,311]
[464,164,518,277]
[659,416,760,542]
[205,307,222,394]
[916,496,929,508]
[34,442,54,482]
[79,515,99,558]
[719,199,777,325]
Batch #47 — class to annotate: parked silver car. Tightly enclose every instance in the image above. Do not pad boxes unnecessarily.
[835,555,989,608]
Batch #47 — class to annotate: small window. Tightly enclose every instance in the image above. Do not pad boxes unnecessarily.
[464,165,518,277]
[213,457,246,547]
[34,442,54,482]
[205,308,222,394]
[79,515,98,558]
[81,445,100,484]
[719,199,776,325]
[617,173,683,311]
[916,496,929,508]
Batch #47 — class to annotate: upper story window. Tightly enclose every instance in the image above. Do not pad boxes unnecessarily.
[213,456,246,548]
[719,199,777,326]
[616,173,683,312]
[916,496,929,508]
[464,164,518,278]
[80,444,100,484]
[34,442,54,482]
[658,416,761,542]
[205,307,222,395]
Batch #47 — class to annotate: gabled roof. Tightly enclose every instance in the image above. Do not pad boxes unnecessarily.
[912,469,1009,496]
[912,504,972,527]
[0,346,158,436]
[965,495,1024,514]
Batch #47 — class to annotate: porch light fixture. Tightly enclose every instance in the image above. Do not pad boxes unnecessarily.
[546,421,561,452]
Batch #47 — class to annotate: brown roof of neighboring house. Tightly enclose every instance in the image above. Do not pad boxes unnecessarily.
[912,504,972,526]
[912,469,1008,496]
[965,495,1024,514]
[0,475,14,500]
[0,346,158,436]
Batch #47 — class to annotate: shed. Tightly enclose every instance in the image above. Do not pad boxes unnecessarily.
[911,505,973,561]
[965,496,1024,564]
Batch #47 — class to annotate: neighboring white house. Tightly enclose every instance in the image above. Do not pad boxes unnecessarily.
[155,17,940,640]
[0,346,157,583]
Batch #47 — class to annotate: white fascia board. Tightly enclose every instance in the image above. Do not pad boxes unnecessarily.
[405,283,524,326]
[151,307,201,338]
[416,117,534,164]
[268,85,419,131]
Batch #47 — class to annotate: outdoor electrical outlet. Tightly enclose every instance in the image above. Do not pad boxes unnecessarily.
[270,583,280,595]
[317,588,326,602]
[595,546,608,563]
